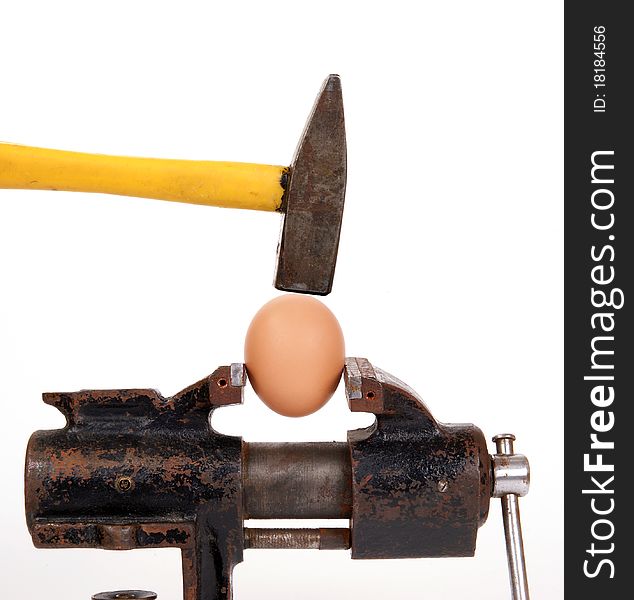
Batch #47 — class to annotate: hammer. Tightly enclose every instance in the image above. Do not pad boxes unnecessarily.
[0,75,346,295]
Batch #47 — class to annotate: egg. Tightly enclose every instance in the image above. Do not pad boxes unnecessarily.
[244,294,345,417]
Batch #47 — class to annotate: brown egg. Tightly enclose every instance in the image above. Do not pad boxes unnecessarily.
[244,294,345,417]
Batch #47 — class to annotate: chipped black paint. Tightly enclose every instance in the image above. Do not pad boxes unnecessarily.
[344,358,491,559]
[26,359,492,600]
[137,528,190,546]
[26,366,244,600]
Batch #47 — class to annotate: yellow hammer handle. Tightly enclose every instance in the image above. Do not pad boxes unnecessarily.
[0,143,287,212]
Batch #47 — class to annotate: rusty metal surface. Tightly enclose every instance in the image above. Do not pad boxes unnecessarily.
[344,357,491,559]
[25,359,493,599]
[274,74,347,295]
[243,442,351,519]
[25,366,245,600]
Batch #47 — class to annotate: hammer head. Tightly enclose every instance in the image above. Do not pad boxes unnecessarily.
[274,75,347,295]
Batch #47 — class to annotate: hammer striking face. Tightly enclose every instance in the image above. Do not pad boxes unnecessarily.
[0,75,347,295]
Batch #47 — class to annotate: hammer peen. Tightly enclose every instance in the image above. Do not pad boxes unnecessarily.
[0,75,347,295]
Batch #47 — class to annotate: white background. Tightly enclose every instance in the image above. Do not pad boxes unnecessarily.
[0,1,563,598]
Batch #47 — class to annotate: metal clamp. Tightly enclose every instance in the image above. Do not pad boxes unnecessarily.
[492,434,530,600]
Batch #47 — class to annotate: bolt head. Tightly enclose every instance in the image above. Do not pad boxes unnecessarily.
[92,592,157,600]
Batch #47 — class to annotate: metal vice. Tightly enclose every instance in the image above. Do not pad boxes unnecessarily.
[25,358,530,600]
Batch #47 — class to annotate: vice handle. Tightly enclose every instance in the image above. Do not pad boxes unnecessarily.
[492,434,531,600]
[0,143,287,212]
